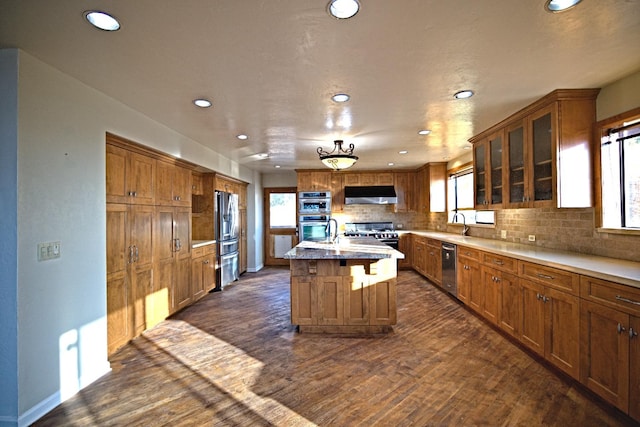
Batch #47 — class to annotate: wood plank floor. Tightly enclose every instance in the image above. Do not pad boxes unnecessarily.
[35,268,638,426]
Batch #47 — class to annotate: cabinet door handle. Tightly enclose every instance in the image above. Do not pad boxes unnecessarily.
[536,293,542,300]
[128,245,135,264]
[630,328,638,339]
[537,273,554,280]
[617,323,626,334]
[134,245,139,263]
[204,260,209,265]
[543,296,550,303]
[494,260,504,265]
[615,295,640,306]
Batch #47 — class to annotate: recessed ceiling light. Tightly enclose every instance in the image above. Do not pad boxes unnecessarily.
[418,130,431,135]
[545,0,582,12]
[463,146,471,150]
[84,11,120,31]
[454,90,474,99]
[258,153,269,158]
[237,134,248,140]
[327,0,360,19]
[331,93,350,103]
[399,150,408,154]
[275,165,281,169]
[193,99,212,108]
[388,162,395,166]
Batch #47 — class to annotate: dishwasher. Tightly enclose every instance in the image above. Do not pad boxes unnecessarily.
[441,243,457,296]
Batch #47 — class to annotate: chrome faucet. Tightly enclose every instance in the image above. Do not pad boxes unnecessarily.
[325,218,339,243]
[452,212,470,236]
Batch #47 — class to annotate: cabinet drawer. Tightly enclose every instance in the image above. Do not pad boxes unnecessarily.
[482,253,517,273]
[192,246,206,258]
[580,275,640,316]
[458,246,480,260]
[519,261,579,295]
[426,238,441,248]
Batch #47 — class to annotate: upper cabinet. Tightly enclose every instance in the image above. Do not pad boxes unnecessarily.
[296,170,332,191]
[156,161,192,207]
[106,143,156,205]
[344,172,394,186]
[414,163,446,213]
[473,130,504,209]
[470,89,599,209]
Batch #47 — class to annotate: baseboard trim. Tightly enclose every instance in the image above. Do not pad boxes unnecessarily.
[17,362,111,427]
[247,263,264,273]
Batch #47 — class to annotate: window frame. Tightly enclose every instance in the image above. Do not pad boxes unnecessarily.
[594,106,640,235]
[447,162,495,227]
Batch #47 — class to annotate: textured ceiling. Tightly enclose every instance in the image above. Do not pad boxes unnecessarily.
[1,0,639,173]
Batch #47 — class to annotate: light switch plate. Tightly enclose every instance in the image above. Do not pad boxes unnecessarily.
[38,241,61,261]
[501,230,507,239]
[528,235,536,242]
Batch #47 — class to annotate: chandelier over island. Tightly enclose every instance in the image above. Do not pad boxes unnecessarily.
[317,140,358,171]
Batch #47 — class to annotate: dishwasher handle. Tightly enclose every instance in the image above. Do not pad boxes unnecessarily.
[442,243,457,251]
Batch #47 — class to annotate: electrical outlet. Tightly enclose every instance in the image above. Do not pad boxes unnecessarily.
[528,235,536,242]
[396,223,403,229]
[501,230,507,239]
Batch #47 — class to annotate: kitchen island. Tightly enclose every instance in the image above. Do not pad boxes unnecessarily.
[284,237,405,334]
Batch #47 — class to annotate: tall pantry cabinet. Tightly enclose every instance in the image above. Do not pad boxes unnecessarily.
[106,134,193,356]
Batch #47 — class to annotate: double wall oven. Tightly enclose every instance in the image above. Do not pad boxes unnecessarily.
[298,191,332,241]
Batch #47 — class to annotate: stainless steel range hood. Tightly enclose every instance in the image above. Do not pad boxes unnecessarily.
[344,185,398,205]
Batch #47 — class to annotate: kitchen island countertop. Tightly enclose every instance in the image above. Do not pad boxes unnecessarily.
[284,237,405,260]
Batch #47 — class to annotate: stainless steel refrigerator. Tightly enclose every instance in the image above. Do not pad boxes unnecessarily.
[215,190,240,290]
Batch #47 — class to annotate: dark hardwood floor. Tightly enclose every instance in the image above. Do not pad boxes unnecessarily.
[35,268,637,426]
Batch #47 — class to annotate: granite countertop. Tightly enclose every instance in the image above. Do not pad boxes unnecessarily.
[284,236,405,260]
[401,230,640,289]
[192,240,216,248]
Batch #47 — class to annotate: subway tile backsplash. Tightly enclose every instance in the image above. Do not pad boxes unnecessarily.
[336,205,639,263]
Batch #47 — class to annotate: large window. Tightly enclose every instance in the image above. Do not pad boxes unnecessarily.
[600,116,640,229]
[447,165,495,226]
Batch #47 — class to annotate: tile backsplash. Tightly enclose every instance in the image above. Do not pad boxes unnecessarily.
[334,205,639,262]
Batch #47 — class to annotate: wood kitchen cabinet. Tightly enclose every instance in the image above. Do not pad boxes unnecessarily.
[191,243,216,301]
[519,261,581,379]
[393,171,413,213]
[470,89,599,210]
[425,238,442,286]
[106,204,155,355]
[414,163,447,213]
[330,173,344,212]
[580,275,640,420]
[456,246,480,305]
[156,160,192,207]
[154,206,192,315]
[290,258,397,332]
[106,143,156,205]
[296,170,331,191]
[473,130,504,209]
[398,233,413,269]
[412,236,428,277]
[341,172,393,186]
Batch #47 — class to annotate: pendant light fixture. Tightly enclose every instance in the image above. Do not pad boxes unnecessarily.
[317,140,358,170]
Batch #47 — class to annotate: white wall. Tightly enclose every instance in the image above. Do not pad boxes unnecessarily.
[7,49,262,426]
[596,70,640,121]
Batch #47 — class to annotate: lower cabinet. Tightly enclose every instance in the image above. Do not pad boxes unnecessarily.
[192,244,216,301]
[398,233,413,269]
[456,246,481,305]
[412,236,427,276]
[425,239,442,286]
[290,258,397,332]
[154,206,192,315]
[580,275,640,420]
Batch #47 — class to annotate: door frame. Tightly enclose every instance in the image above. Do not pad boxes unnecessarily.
[264,187,298,266]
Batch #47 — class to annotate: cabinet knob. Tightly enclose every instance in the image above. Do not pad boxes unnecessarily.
[617,323,626,334]
[630,328,638,339]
